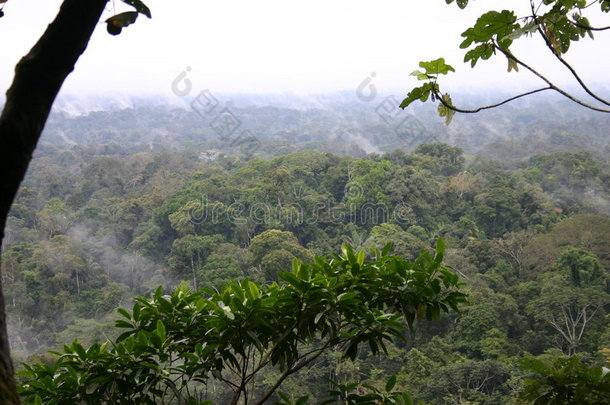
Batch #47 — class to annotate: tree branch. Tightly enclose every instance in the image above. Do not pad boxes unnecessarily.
[493,44,610,113]
[530,0,610,107]
[432,86,553,114]
[253,340,335,405]
[569,20,610,31]
[0,2,111,403]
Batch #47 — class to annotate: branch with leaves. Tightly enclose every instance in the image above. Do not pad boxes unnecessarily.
[401,0,610,123]
[18,240,466,404]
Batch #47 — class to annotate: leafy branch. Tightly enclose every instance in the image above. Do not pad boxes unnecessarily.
[402,0,610,123]
[19,240,466,404]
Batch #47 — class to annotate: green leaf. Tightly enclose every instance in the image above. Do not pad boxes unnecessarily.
[247,280,260,300]
[338,292,357,302]
[400,82,436,109]
[385,375,397,392]
[132,303,140,322]
[437,93,456,125]
[117,307,131,320]
[435,237,446,260]
[73,341,87,360]
[507,57,519,72]
[445,0,469,9]
[460,10,519,49]
[418,58,456,75]
[382,243,392,256]
[278,272,300,285]
[156,296,173,313]
[401,392,414,405]
[156,319,166,342]
[356,250,365,266]
[410,69,431,81]
[502,21,540,41]
[463,43,495,67]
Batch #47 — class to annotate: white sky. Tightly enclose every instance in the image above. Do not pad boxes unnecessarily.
[1,0,609,98]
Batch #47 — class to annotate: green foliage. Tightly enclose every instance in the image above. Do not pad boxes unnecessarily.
[19,241,465,404]
[400,58,455,111]
[518,356,610,404]
[557,247,602,287]
[6,129,610,403]
[437,93,456,125]
[402,0,610,119]
[460,10,519,50]
[320,376,413,405]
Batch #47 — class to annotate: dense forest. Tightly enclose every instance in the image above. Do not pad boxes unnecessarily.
[2,97,610,403]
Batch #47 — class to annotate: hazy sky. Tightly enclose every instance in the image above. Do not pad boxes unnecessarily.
[1,0,609,99]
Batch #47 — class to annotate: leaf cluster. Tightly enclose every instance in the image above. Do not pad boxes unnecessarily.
[518,356,610,404]
[19,240,466,404]
[402,0,610,121]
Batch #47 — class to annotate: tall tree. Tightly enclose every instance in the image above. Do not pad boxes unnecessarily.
[0,1,150,402]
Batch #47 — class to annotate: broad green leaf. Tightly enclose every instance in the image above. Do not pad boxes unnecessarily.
[460,10,519,49]
[338,292,357,302]
[132,303,140,321]
[385,375,397,392]
[400,82,435,109]
[382,243,392,257]
[464,43,495,67]
[356,250,365,266]
[117,307,131,320]
[115,320,133,329]
[156,319,166,342]
[436,237,446,256]
[401,392,414,405]
[247,280,260,300]
[410,69,430,81]
[418,58,455,75]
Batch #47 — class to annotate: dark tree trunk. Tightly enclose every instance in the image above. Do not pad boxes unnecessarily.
[0,0,108,402]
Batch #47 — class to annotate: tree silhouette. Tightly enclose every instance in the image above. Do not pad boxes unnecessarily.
[0,1,149,402]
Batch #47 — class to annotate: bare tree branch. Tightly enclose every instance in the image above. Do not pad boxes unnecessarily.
[432,86,553,113]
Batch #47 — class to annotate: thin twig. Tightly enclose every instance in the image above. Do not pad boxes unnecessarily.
[433,86,552,114]
[494,43,610,113]
[569,20,610,31]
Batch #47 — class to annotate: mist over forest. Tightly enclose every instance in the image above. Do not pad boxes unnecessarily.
[3,89,609,403]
